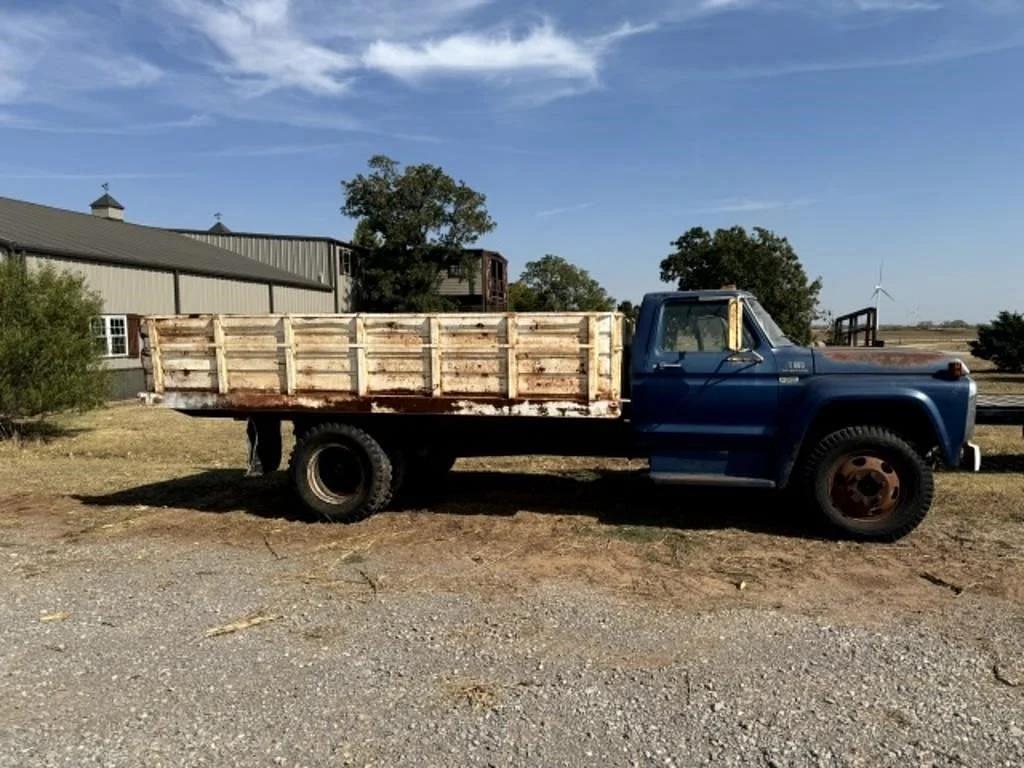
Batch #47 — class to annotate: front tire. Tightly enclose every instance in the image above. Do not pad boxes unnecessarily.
[801,425,934,541]
[289,423,393,523]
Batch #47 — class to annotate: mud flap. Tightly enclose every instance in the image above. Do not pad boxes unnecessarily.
[960,441,982,473]
[246,417,282,477]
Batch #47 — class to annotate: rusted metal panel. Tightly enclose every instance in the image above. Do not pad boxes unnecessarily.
[817,348,948,367]
[146,311,624,418]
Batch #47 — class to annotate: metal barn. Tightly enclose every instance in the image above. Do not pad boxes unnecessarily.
[0,195,335,398]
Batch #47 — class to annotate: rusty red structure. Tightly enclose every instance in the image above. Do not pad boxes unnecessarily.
[831,307,881,347]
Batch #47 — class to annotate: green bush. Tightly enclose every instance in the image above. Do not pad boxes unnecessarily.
[0,258,107,432]
[970,311,1024,373]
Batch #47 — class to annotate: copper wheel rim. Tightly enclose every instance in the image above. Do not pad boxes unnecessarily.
[827,453,902,521]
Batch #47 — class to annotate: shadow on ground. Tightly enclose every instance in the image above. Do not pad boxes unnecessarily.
[0,421,88,443]
[75,467,827,540]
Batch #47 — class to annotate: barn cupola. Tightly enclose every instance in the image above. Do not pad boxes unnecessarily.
[208,212,231,234]
[90,184,124,221]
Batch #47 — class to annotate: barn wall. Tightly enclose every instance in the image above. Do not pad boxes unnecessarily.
[180,232,335,287]
[338,275,353,311]
[272,284,335,313]
[438,253,485,299]
[438,275,473,297]
[178,274,270,314]
[25,255,177,315]
[108,368,146,400]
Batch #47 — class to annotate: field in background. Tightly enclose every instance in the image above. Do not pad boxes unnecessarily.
[875,326,1023,395]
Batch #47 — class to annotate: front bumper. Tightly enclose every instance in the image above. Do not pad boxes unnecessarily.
[960,441,982,473]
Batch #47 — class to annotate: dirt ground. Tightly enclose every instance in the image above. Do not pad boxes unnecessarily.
[1,394,1022,628]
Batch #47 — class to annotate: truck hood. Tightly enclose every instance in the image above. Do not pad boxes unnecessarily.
[812,347,962,376]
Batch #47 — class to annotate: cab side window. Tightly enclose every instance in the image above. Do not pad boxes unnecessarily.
[656,301,755,353]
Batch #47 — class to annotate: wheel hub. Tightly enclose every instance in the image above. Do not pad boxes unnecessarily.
[307,443,366,504]
[828,454,901,520]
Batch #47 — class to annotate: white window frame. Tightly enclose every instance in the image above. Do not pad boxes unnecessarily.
[92,314,129,358]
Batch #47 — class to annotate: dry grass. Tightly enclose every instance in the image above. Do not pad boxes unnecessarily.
[1,333,1023,628]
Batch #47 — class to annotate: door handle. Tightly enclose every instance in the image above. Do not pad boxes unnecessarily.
[654,362,683,370]
[726,350,765,364]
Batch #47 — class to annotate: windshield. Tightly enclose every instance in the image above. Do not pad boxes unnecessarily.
[747,299,794,347]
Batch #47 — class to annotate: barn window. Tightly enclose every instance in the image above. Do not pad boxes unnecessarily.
[339,247,354,277]
[91,314,129,358]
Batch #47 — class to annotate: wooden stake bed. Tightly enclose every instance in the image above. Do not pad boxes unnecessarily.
[142,312,624,418]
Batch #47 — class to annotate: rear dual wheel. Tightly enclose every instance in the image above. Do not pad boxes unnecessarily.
[802,425,934,541]
[290,423,393,523]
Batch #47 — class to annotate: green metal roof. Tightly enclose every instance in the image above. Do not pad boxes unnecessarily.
[0,196,330,291]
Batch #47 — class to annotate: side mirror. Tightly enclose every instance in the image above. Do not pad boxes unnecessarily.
[727,297,743,353]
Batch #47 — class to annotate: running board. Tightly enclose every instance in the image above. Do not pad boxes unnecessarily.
[650,472,776,489]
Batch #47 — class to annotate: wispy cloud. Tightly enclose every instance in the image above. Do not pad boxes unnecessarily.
[0,170,186,180]
[364,21,654,86]
[687,0,942,15]
[536,201,595,218]
[0,8,163,105]
[207,141,350,157]
[164,0,356,96]
[673,37,1024,79]
[688,198,813,214]
[0,113,212,135]
[295,0,494,42]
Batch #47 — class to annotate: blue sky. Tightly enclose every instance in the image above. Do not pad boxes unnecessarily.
[1,0,1022,323]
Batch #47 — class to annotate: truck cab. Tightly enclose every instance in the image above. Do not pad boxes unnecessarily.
[629,290,979,540]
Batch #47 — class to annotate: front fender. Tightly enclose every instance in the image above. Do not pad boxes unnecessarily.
[776,377,964,487]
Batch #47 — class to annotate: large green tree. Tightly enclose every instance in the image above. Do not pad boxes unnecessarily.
[970,311,1024,372]
[660,226,822,344]
[342,155,496,311]
[0,258,107,433]
[511,254,616,312]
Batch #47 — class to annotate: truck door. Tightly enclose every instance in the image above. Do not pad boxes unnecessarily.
[631,298,780,484]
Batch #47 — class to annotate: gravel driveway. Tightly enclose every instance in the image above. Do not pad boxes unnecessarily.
[3,525,1022,768]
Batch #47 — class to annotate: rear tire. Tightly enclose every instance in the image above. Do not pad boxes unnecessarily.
[801,425,934,541]
[289,423,393,523]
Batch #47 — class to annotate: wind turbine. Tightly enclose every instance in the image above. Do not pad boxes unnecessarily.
[871,259,895,313]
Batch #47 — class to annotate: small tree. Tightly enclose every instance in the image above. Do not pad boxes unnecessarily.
[514,255,616,312]
[0,258,107,433]
[970,311,1024,373]
[660,226,822,345]
[617,300,639,325]
[342,155,496,311]
[508,281,541,311]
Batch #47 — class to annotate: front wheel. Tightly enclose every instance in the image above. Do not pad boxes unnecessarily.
[289,423,393,523]
[801,425,934,541]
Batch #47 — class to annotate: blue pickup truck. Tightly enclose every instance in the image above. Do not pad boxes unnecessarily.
[147,289,980,541]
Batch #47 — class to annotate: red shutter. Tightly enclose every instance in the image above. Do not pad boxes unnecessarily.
[127,315,141,358]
